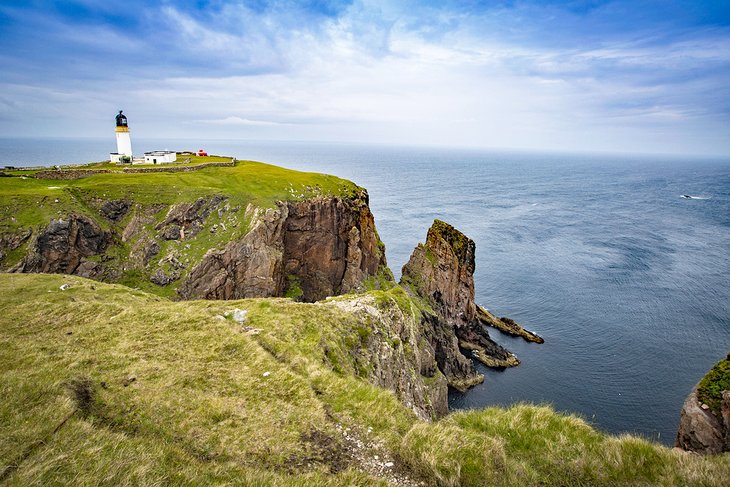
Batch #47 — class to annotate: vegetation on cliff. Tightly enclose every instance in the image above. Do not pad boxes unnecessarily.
[2,273,728,486]
[2,161,729,484]
[675,354,730,455]
[697,354,730,417]
[0,159,359,233]
[0,160,385,299]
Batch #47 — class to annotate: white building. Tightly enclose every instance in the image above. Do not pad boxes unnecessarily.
[111,110,133,163]
[143,151,177,164]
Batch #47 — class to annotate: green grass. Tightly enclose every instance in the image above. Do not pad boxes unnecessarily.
[0,160,361,232]
[1,273,728,485]
[697,354,730,417]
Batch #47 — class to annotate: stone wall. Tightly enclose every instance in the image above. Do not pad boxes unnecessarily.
[33,161,236,180]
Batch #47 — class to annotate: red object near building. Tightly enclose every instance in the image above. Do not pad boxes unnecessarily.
[197,149,208,156]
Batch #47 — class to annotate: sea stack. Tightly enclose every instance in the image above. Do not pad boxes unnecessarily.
[400,220,518,391]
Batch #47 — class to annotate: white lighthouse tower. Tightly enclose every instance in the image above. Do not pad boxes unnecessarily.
[110,110,133,163]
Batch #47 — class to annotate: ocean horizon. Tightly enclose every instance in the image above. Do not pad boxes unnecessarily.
[2,136,729,445]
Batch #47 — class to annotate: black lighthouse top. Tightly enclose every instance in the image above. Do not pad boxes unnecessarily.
[115,110,128,127]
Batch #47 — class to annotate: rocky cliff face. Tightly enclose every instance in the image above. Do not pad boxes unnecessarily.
[401,220,519,391]
[283,194,384,301]
[676,354,730,454]
[328,293,448,420]
[10,214,111,278]
[6,190,387,303]
[177,203,287,299]
[179,192,387,302]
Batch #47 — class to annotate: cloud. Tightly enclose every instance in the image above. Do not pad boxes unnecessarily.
[0,1,729,155]
[195,116,285,126]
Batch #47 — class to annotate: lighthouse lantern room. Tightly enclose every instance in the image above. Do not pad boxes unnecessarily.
[110,110,133,163]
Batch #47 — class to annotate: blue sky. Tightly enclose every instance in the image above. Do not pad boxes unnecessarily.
[1,1,729,155]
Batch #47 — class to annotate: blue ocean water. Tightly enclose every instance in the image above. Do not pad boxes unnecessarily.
[2,137,729,445]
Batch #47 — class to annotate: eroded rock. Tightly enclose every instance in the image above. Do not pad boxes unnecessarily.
[283,194,386,301]
[401,219,517,391]
[150,269,180,286]
[477,306,544,343]
[178,203,288,299]
[99,199,131,221]
[676,354,730,454]
[676,387,724,454]
[156,195,227,241]
[179,192,388,301]
[328,294,448,419]
[11,214,110,277]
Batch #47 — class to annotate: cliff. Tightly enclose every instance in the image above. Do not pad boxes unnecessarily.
[178,193,386,302]
[1,161,388,301]
[1,164,538,401]
[400,220,536,390]
[1,273,727,486]
[676,354,730,454]
[8,160,726,485]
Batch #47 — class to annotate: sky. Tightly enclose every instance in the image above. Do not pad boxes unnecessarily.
[1,1,729,155]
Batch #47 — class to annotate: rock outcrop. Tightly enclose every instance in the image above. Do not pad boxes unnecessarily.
[676,354,730,454]
[10,214,110,278]
[0,228,32,262]
[400,220,520,391]
[328,294,448,420]
[177,203,288,299]
[99,199,131,222]
[179,192,388,302]
[477,306,544,343]
[156,196,227,241]
[5,188,387,302]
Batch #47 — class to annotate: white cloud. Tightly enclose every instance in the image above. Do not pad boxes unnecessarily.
[2,1,729,155]
[195,116,284,126]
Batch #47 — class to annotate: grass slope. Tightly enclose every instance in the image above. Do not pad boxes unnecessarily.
[1,273,728,486]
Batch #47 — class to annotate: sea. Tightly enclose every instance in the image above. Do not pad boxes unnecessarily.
[2,136,729,445]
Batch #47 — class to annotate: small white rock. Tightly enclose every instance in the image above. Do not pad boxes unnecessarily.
[231,309,248,323]
[384,462,394,468]
[59,283,71,291]
[262,371,270,377]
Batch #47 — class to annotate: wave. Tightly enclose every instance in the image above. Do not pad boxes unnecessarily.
[680,194,710,200]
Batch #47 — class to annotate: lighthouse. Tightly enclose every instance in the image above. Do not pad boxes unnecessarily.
[110,110,133,163]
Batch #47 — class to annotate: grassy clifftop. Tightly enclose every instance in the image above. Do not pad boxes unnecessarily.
[1,273,728,485]
[0,159,361,233]
[0,160,367,297]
